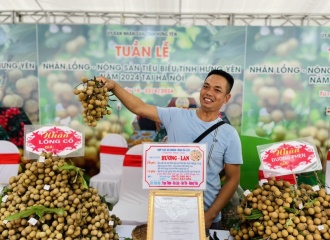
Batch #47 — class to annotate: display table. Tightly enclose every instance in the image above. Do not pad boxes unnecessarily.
[116,225,233,240]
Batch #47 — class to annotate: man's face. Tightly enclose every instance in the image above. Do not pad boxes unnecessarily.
[199,74,231,112]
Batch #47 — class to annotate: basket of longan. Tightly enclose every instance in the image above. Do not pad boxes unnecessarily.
[73,76,115,127]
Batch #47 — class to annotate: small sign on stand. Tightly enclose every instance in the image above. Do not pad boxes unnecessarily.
[257,137,323,182]
[142,143,207,189]
[24,125,84,159]
[142,143,207,240]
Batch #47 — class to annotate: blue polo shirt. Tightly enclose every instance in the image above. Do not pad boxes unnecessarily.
[157,107,243,222]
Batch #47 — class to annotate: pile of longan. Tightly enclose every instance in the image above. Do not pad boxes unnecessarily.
[231,177,330,240]
[0,152,122,240]
[73,77,112,127]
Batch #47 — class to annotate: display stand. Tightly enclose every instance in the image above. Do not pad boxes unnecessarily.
[142,143,207,240]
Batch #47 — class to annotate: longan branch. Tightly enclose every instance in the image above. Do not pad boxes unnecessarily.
[73,76,116,127]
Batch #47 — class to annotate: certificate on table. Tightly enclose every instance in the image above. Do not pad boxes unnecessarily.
[147,190,205,240]
[142,143,207,190]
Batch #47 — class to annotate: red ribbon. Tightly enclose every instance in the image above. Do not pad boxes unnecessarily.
[327,150,330,161]
[0,153,20,164]
[100,145,128,155]
[123,154,142,167]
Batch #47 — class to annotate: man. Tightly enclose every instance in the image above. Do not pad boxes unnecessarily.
[97,69,243,233]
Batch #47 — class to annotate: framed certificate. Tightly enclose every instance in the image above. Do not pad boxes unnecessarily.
[147,190,206,240]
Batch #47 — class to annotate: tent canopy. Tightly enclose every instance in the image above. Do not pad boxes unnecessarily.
[1,0,329,14]
[1,0,329,26]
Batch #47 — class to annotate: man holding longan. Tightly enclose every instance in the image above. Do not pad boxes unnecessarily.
[97,69,243,237]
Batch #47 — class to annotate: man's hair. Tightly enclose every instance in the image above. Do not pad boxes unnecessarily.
[205,69,234,93]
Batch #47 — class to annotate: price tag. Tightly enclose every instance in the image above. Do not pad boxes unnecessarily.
[43,185,50,190]
[38,156,45,163]
[259,179,268,186]
[327,187,330,195]
[318,225,324,230]
[243,190,251,196]
[2,195,8,203]
[28,218,38,225]
[312,185,320,191]
[108,220,114,226]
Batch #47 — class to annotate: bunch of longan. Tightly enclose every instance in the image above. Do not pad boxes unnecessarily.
[0,152,122,240]
[231,178,330,240]
[73,77,112,127]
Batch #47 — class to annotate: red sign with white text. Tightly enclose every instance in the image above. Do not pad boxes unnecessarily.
[257,137,322,178]
[25,126,83,157]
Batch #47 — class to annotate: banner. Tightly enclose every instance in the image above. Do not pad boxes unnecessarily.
[0,24,329,186]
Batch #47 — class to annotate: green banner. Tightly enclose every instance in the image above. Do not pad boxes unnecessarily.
[0,24,329,188]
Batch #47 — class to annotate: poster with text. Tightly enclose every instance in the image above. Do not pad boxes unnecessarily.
[241,26,330,188]
[37,24,246,176]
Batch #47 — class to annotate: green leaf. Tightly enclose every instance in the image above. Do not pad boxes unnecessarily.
[79,171,88,189]
[243,209,263,220]
[5,206,66,221]
[286,218,293,227]
[0,186,12,204]
[100,194,114,211]
[6,209,36,221]
[57,162,88,189]
[283,207,297,214]
[36,209,44,219]
[304,199,318,208]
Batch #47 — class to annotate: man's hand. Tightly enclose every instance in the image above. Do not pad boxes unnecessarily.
[204,211,213,229]
[96,76,116,91]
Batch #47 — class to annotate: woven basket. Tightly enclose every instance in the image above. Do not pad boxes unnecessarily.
[131,224,147,240]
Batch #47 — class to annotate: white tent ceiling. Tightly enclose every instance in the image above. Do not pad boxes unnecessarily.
[1,0,329,14]
[1,0,330,25]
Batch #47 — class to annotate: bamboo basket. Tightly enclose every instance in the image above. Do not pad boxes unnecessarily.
[131,224,147,240]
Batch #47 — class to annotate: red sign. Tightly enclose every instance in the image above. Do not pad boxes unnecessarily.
[25,126,83,156]
[258,138,322,177]
[262,143,315,170]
